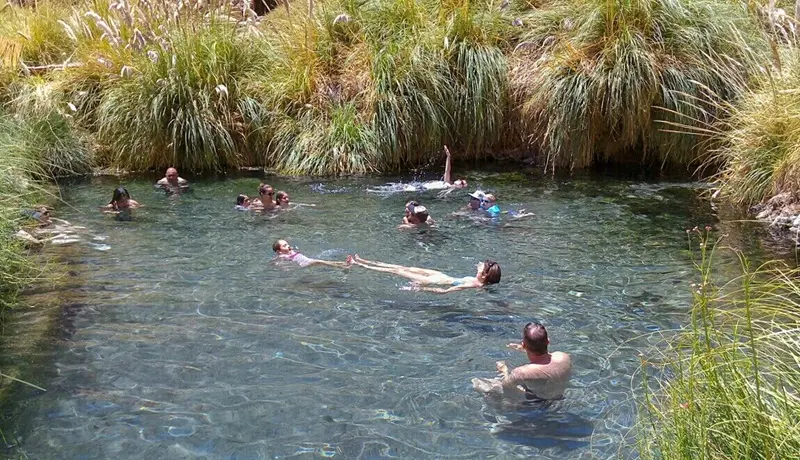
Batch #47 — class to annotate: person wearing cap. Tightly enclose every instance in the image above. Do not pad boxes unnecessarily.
[467,190,485,211]
[401,200,435,228]
[156,167,189,192]
[472,322,571,401]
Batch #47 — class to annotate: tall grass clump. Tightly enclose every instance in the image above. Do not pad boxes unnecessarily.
[710,50,800,208]
[7,78,92,176]
[273,103,379,175]
[638,229,800,459]
[95,21,272,171]
[439,0,511,154]
[511,0,769,172]
[0,114,50,308]
[0,2,76,67]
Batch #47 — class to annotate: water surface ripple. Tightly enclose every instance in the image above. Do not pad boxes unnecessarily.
[4,172,745,458]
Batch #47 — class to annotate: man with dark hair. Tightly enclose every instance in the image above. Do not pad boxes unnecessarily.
[472,322,571,400]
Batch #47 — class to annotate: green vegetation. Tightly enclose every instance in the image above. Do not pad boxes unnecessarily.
[0,1,799,456]
[0,0,773,175]
[712,50,800,208]
[638,229,800,459]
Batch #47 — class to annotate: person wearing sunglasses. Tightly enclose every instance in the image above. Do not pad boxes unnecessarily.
[273,239,350,269]
[251,183,277,212]
[472,322,571,401]
[346,254,501,293]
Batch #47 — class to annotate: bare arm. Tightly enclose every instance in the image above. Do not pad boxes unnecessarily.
[443,145,453,184]
[310,260,350,269]
[417,284,474,294]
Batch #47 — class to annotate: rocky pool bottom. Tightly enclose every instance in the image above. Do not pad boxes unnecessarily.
[0,170,780,458]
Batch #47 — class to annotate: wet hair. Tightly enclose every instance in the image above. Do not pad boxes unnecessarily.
[275,191,288,205]
[258,183,274,196]
[405,200,419,214]
[236,194,248,206]
[272,239,286,253]
[522,322,548,355]
[110,186,131,204]
[481,259,501,284]
[412,207,429,222]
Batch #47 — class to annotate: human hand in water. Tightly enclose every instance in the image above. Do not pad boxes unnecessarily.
[506,342,524,352]
[495,360,509,376]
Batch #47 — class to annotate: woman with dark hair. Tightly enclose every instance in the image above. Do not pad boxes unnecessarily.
[346,254,500,293]
[101,187,140,220]
[234,194,251,211]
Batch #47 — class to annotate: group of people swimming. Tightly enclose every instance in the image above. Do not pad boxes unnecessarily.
[88,152,571,401]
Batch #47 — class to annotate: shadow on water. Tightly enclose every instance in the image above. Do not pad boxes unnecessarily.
[485,401,593,452]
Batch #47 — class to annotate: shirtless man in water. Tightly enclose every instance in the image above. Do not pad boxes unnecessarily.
[472,322,571,400]
[156,167,189,192]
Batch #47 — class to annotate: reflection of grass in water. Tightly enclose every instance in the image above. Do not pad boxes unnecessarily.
[637,229,800,459]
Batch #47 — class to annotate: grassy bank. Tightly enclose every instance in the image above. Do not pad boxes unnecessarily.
[712,49,800,209]
[0,0,771,175]
[0,80,90,310]
[637,229,800,458]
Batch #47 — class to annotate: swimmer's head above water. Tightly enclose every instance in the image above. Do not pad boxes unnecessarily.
[236,194,250,206]
[476,259,501,285]
[272,239,292,255]
[468,190,485,210]
[410,205,429,223]
[110,186,133,209]
[258,183,274,198]
[275,191,290,207]
[452,178,468,188]
[522,322,549,355]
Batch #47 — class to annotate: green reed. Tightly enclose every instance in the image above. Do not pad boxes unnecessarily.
[511,0,768,172]
[637,228,800,459]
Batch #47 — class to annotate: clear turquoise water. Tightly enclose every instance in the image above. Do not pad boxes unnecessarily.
[2,170,756,458]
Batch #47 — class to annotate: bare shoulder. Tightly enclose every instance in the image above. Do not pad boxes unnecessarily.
[156,177,168,185]
[551,351,571,362]
[178,177,188,185]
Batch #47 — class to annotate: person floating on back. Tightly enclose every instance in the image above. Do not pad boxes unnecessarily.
[367,145,467,194]
[156,167,189,193]
[273,239,350,269]
[346,254,500,293]
[101,186,140,221]
[422,145,468,191]
[472,322,572,401]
